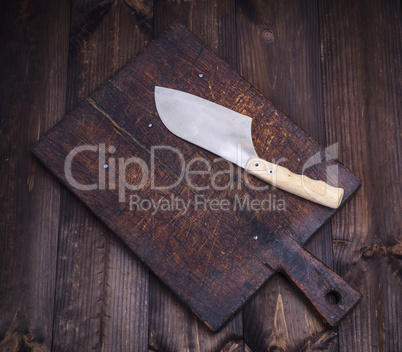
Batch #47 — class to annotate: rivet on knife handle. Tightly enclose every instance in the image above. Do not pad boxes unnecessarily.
[245,156,344,208]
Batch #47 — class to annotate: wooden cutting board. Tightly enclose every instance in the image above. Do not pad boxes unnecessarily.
[32,23,361,331]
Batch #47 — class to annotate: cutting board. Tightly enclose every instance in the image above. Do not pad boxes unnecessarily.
[32,23,361,331]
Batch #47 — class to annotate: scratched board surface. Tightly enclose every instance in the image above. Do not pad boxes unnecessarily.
[32,23,361,331]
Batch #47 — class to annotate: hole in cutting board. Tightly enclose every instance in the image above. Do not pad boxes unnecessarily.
[326,290,341,304]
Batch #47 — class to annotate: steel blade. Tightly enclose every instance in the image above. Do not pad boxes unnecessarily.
[154,86,258,168]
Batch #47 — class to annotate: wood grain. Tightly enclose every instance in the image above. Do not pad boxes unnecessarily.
[1,0,399,350]
[32,22,361,335]
[97,4,152,350]
[236,0,340,350]
[319,0,402,351]
[0,0,69,350]
[50,1,151,351]
[151,1,243,350]
[154,0,237,67]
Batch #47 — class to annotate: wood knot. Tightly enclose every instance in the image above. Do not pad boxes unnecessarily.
[24,332,34,343]
[390,243,402,259]
[376,244,387,258]
[360,243,388,259]
[361,245,375,259]
[0,333,19,352]
[262,29,274,43]
[29,344,49,352]
[220,340,250,352]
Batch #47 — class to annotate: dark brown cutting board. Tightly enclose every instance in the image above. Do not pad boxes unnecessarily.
[32,23,361,331]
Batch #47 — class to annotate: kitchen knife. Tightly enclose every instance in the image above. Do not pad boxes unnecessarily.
[154,86,344,208]
[154,86,362,326]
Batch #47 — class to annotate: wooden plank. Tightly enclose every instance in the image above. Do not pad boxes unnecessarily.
[319,0,402,351]
[50,1,151,351]
[151,1,244,350]
[154,0,237,67]
[235,0,340,350]
[101,3,152,350]
[32,23,361,335]
[0,0,69,350]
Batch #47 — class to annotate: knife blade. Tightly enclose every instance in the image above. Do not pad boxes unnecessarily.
[154,86,344,208]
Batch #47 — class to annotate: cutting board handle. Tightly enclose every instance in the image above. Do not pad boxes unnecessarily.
[245,156,344,208]
[276,236,362,326]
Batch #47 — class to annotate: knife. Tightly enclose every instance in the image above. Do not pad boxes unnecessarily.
[154,86,344,208]
[154,86,361,326]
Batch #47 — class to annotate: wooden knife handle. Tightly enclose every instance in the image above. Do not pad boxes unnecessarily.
[275,235,362,326]
[245,156,344,208]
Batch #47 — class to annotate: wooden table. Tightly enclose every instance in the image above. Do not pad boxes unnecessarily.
[1,0,400,351]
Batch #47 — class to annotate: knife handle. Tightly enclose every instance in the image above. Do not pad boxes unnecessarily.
[245,156,344,208]
[275,234,362,326]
